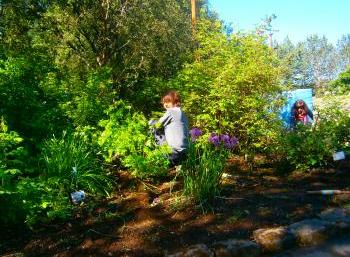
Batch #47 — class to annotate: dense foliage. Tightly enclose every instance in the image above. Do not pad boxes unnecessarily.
[98,101,171,178]
[0,119,28,227]
[171,20,285,155]
[279,105,350,171]
[329,68,350,94]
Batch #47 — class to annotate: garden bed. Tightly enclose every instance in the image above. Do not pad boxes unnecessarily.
[1,156,350,257]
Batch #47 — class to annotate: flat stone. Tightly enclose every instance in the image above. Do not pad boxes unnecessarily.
[1,254,25,257]
[253,226,295,251]
[271,236,350,257]
[167,244,214,257]
[212,239,260,257]
[319,208,350,232]
[289,219,334,246]
[275,251,336,257]
[334,194,350,203]
[330,240,350,256]
[319,208,350,222]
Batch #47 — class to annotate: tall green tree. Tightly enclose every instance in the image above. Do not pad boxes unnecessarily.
[337,34,350,71]
[276,35,338,91]
[276,37,311,88]
[1,0,196,128]
[0,0,51,56]
[33,0,193,81]
[26,0,195,126]
[301,35,337,89]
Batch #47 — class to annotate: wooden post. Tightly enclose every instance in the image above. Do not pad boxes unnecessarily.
[191,0,196,26]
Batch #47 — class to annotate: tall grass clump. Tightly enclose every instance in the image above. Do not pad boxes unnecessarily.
[16,132,114,227]
[42,132,113,195]
[181,128,238,207]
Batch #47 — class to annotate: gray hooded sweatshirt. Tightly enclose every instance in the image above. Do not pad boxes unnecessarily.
[158,107,189,152]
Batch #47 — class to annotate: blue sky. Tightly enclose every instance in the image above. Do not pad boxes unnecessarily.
[208,0,349,45]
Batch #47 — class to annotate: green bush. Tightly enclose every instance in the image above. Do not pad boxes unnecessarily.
[0,57,67,145]
[0,118,28,227]
[98,101,171,178]
[57,68,115,127]
[281,124,331,171]
[279,105,350,171]
[169,20,285,155]
[10,132,116,228]
[328,68,350,95]
[17,178,73,228]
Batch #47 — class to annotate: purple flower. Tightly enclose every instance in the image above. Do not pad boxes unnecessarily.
[222,135,232,149]
[209,132,239,149]
[190,127,202,142]
[220,134,238,149]
[208,133,220,147]
[225,136,239,149]
[220,134,230,144]
[230,136,239,146]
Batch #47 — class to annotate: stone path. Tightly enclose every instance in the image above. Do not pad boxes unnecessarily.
[167,207,350,257]
[272,235,350,257]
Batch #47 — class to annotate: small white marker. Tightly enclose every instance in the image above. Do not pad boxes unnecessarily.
[333,151,346,161]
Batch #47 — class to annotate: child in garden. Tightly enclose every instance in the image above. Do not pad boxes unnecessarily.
[291,99,313,126]
[152,90,189,167]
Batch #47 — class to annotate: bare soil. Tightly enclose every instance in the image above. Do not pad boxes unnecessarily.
[1,156,350,257]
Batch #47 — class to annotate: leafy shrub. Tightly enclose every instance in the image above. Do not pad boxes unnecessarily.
[279,105,350,171]
[316,105,350,153]
[99,101,171,178]
[328,68,350,95]
[57,68,115,127]
[11,132,116,228]
[0,57,67,145]
[17,178,73,228]
[0,118,28,227]
[169,19,284,155]
[281,124,331,171]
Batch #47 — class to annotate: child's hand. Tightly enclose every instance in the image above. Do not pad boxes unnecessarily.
[148,119,157,126]
[148,119,162,129]
[154,122,162,129]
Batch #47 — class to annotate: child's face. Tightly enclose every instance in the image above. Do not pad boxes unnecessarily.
[298,108,306,116]
[163,102,174,109]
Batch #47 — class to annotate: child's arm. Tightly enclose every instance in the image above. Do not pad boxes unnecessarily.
[158,110,172,128]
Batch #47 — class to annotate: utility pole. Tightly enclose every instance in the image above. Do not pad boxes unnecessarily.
[268,33,273,49]
[191,0,196,26]
[259,14,277,49]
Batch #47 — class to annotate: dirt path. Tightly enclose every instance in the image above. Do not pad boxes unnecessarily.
[2,158,350,257]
